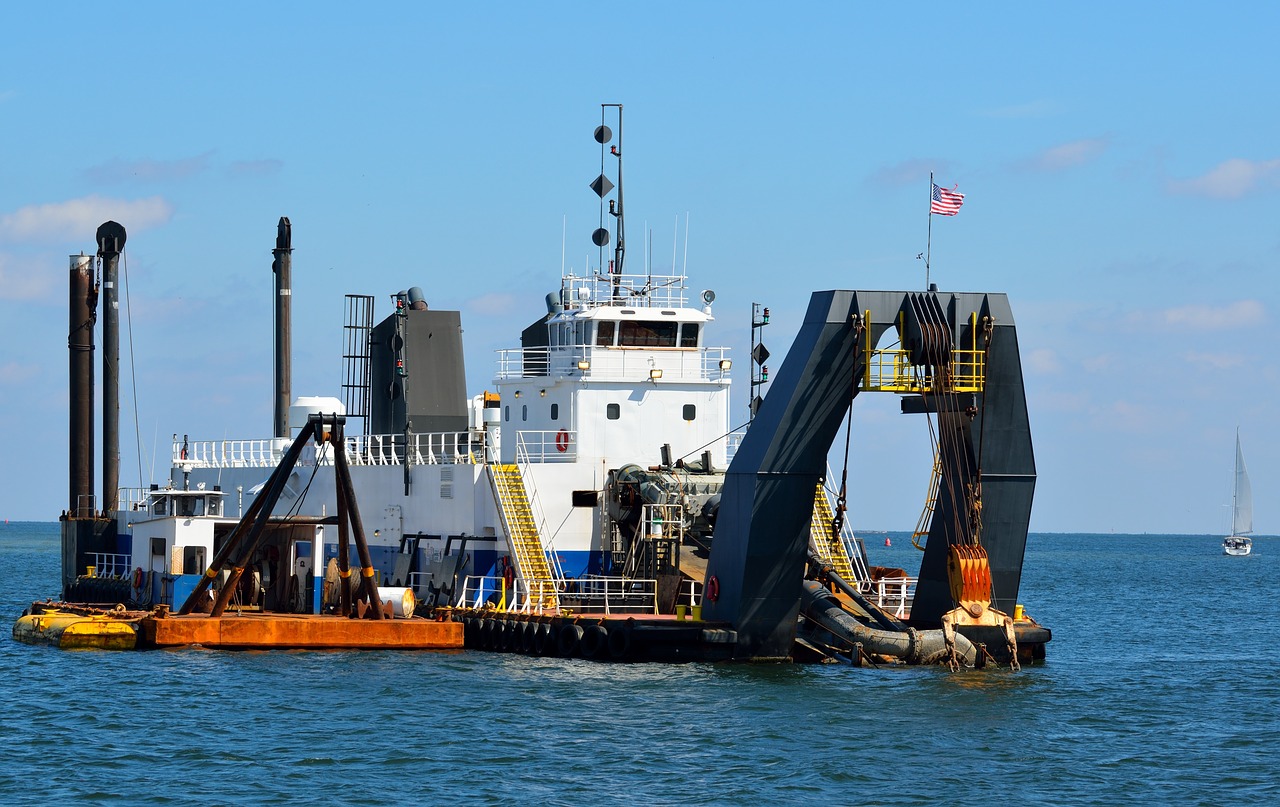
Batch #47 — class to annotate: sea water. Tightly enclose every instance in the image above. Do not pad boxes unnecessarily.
[1,521,1276,805]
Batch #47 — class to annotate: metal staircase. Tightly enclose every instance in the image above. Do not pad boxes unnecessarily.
[810,484,869,585]
[489,464,559,610]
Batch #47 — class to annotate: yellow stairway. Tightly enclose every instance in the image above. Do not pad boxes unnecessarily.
[489,464,559,610]
[810,484,859,583]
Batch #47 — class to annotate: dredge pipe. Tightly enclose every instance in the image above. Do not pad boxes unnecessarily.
[800,580,976,666]
[808,553,906,633]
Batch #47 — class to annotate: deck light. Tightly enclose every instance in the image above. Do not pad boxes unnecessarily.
[540,389,546,397]
[577,360,590,371]
[719,359,732,370]
[514,390,521,398]
[649,369,663,380]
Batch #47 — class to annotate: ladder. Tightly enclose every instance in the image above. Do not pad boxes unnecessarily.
[340,294,375,427]
[810,484,868,585]
[489,464,559,610]
[911,451,943,550]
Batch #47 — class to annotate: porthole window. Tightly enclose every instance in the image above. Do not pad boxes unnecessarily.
[683,404,696,421]
[551,403,559,421]
[607,403,620,420]
[522,404,528,422]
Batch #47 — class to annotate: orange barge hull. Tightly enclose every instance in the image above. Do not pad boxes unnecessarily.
[141,613,463,650]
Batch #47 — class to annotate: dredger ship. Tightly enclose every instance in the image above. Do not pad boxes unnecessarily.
[17,105,1050,667]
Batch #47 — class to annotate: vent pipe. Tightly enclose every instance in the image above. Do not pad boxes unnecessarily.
[272,217,292,439]
[96,221,126,512]
[68,254,97,516]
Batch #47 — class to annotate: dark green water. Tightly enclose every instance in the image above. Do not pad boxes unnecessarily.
[2,522,1276,805]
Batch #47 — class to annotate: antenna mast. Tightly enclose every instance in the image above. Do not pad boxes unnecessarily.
[590,104,625,299]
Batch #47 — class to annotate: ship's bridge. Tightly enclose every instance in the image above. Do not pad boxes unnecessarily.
[493,271,733,467]
[496,272,732,383]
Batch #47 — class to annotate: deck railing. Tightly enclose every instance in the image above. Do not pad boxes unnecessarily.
[871,576,916,618]
[496,345,731,382]
[174,431,487,470]
[455,574,658,615]
[86,552,132,579]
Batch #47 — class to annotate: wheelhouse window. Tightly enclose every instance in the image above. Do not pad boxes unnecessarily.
[683,404,696,421]
[522,404,528,422]
[606,403,620,420]
[619,320,678,347]
[551,403,559,421]
[679,323,700,348]
[596,321,616,346]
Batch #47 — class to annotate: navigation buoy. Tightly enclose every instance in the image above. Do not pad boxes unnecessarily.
[885,537,891,547]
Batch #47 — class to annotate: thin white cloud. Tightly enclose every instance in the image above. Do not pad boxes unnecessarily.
[867,159,951,188]
[1167,158,1280,199]
[228,159,284,177]
[0,361,39,385]
[1019,137,1109,172]
[1125,300,1265,331]
[0,195,173,243]
[1082,354,1115,374]
[465,292,519,316]
[84,151,214,184]
[1184,351,1245,370]
[1027,348,1062,374]
[0,253,54,300]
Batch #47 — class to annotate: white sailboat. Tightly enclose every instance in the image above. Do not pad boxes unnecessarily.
[1223,431,1253,556]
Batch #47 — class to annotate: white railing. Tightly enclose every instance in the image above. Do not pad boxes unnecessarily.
[677,578,704,608]
[87,553,132,578]
[454,574,658,615]
[871,576,916,618]
[345,432,483,467]
[455,575,559,614]
[496,345,732,382]
[173,431,487,470]
[515,430,577,464]
[117,487,152,513]
[557,271,689,310]
[511,441,565,582]
[177,437,280,468]
[559,575,658,615]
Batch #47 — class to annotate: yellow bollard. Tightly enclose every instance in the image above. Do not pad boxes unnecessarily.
[86,566,96,578]
[691,605,702,621]
[675,604,687,620]
[1014,604,1025,620]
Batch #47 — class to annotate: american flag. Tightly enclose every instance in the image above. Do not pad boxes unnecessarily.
[931,183,965,216]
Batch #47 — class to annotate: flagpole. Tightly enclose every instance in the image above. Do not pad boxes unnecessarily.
[926,171,933,290]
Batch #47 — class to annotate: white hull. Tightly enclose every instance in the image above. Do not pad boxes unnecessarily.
[1223,537,1252,556]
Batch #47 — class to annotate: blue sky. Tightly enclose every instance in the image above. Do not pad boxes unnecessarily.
[1,3,1276,534]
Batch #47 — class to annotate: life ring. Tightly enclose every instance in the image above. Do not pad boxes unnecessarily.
[132,567,145,590]
[555,430,570,452]
[705,575,720,603]
[502,564,516,589]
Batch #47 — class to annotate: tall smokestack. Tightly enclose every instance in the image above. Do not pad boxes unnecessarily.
[68,254,97,516]
[272,217,292,439]
[96,221,126,512]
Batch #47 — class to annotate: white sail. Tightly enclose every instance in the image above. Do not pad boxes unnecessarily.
[1233,433,1253,536]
